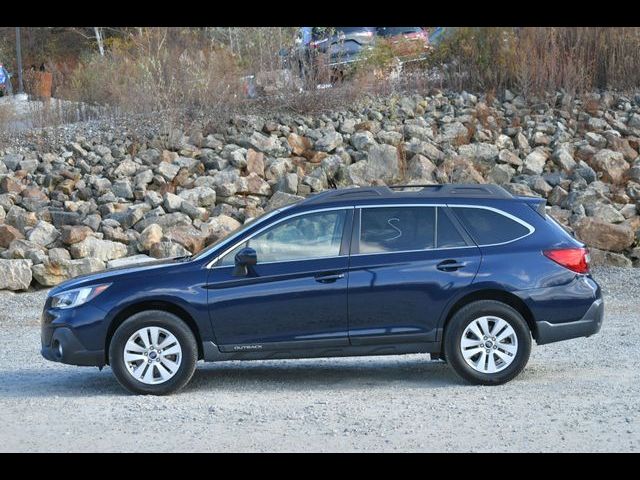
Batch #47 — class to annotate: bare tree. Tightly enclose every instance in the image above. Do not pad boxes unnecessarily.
[94,27,105,56]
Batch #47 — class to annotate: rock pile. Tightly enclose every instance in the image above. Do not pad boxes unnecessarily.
[1,89,639,290]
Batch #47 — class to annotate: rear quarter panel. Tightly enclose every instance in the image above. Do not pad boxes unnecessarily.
[444,199,599,327]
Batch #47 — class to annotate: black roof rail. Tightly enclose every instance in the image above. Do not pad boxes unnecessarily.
[302,187,384,205]
[300,184,514,206]
[388,184,514,198]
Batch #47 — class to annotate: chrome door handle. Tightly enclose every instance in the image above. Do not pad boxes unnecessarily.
[437,260,467,272]
[315,273,345,283]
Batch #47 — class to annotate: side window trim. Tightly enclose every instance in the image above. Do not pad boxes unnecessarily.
[209,206,355,268]
[447,204,535,247]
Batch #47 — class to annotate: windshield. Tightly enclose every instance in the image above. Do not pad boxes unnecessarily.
[190,206,291,261]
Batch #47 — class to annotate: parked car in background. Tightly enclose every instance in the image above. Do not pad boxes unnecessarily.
[0,63,12,97]
[41,184,604,395]
[312,27,377,68]
[290,27,377,84]
[428,27,455,47]
[376,27,431,62]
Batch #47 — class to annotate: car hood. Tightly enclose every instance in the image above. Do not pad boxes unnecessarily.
[49,256,189,295]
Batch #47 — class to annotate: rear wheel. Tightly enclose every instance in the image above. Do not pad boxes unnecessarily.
[444,300,531,385]
[109,311,198,395]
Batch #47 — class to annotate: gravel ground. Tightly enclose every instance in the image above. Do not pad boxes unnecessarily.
[0,267,638,452]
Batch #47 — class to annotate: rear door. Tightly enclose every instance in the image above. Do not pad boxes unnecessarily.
[347,205,481,345]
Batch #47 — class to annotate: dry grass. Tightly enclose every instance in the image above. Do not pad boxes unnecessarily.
[429,27,640,96]
[0,102,16,133]
[10,27,640,139]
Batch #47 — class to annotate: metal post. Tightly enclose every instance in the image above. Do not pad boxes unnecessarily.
[15,27,24,94]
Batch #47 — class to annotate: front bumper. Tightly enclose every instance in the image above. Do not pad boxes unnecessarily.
[41,299,108,367]
[41,326,105,367]
[535,297,604,345]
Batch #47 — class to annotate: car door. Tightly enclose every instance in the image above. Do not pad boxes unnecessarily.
[207,207,354,351]
[347,205,481,345]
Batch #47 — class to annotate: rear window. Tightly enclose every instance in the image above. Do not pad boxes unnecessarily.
[376,27,424,37]
[360,207,435,254]
[453,207,531,245]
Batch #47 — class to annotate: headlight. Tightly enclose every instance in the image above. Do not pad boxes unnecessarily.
[50,284,111,309]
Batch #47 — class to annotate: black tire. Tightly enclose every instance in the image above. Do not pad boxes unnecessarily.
[109,310,198,395]
[444,300,531,385]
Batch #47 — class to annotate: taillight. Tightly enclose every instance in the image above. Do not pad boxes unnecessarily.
[543,248,590,274]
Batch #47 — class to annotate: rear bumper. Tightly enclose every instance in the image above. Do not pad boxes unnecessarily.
[41,326,105,367]
[535,297,604,345]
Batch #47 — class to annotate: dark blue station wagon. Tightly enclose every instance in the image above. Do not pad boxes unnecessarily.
[41,184,604,395]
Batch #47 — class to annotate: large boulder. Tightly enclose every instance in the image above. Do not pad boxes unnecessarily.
[163,225,207,254]
[201,215,242,244]
[139,224,163,251]
[406,154,437,183]
[177,186,216,207]
[264,191,304,212]
[26,221,60,248]
[351,131,377,152]
[5,206,37,234]
[149,241,191,259]
[437,121,469,144]
[0,259,33,291]
[588,248,633,268]
[69,237,128,261]
[245,131,281,155]
[315,131,343,153]
[522,149,548,175]
[60,225,93,245]
[287,133,312,156]
[458,142,499,166]
[245,149,265,177]
[0,224,24,248]
[441,157,485,184]
[573,217,635,252]
[356,144,402,184]
[590,149,628,184]
[32,257,105,286]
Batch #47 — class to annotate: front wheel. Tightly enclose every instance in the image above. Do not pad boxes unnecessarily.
[109,311,198,395]
[444,300,532,385]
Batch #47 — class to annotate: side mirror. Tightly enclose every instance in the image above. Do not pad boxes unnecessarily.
[233,247,257,277]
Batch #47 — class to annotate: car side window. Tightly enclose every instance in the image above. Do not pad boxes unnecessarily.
[218,210,347,266]
[437,208,468,248]
[452,207,530,245]
[359,207,435,254]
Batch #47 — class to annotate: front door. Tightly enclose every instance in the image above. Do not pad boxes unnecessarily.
[207,208,354,351]
[347,205,481,344]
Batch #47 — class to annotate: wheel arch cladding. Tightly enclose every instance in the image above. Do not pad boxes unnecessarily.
[442,290,537,340]
[105,301,204,363]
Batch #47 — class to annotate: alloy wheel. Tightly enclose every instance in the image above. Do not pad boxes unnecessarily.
[460,316,518,374]
[123,326,183,385]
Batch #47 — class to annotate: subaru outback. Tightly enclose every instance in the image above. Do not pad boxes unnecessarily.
[41,184,604,395]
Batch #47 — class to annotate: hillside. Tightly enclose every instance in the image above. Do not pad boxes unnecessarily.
[0,88,639,290]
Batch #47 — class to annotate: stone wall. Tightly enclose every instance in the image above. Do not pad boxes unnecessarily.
[1,89,639,290]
